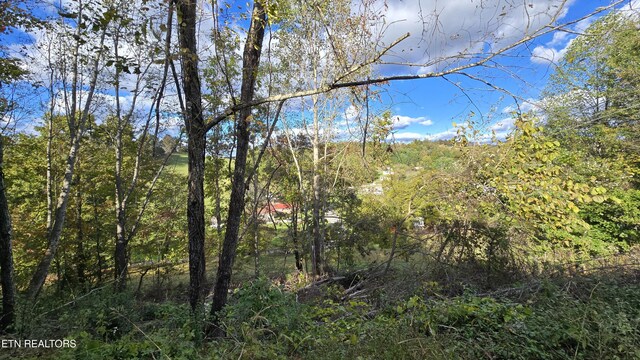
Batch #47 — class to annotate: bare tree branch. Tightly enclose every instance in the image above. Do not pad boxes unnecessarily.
[204,1,622,134]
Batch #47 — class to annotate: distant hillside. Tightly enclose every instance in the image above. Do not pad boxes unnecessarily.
[167,152,188,176]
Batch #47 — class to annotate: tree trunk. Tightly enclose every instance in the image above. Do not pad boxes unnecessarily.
[114,212,127,291]
[46,114,53,232]
[27,135,82,299]
[291,204,303,271]
[252,174,260,278]
[113,29,127,291]
[209,126,224,248]
[92,196,103,283]
[26,26,106,300]
[74,173,86,286]
[209,0,266,331]
[311,95,325,276]
[384,223,400,276]
[176,0,207,311]
[0,137,16,333]
[283,121,305,272]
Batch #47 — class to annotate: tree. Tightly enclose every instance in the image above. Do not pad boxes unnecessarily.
[273,0,375,276]
[208,0,267,330]
[175,0,208,313]
[545,12,640,154]
[0,0,35,331]
[107,0,175,291]
[0,133,15,333]
[161,135,178,156]
[170,0,622,336]
[541,12,640,254]
[26,0,110,299]
[270,130,312,272]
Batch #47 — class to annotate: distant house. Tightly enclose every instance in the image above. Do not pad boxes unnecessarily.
[360,183,383,195]
[412,217,425,229]
[258,202,292,221]
[325,210,342,224]
[359,167,392,196]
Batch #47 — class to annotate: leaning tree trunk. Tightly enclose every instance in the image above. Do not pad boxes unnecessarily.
[209,0,266,331]
[176,0,207,312]
[74,173,86,287]
[92,196,103,283]
[26,25,106,300]
[26,136,82,299]
[0,137,16,333]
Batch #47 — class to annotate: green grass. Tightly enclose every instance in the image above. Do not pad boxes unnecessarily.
[167,152,188,176]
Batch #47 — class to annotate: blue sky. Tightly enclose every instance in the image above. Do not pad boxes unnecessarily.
[371,0,635,142]
[2,0,636,141]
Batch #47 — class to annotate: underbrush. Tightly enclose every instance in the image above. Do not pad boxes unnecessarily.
[219,274,639,360]
[5,266,638,360]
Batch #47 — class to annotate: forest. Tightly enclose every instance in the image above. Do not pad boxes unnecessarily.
[0,0,639,359]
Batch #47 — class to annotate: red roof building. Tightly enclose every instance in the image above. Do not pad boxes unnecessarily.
[258,202,292,219]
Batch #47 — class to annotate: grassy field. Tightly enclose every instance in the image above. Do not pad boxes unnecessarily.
[167,152,188,176]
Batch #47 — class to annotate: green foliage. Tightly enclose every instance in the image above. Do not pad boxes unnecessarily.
[390,140,458,170]
[16,289,198,360]
[218,277,310,358]
[388,281,640,360]
[581,189,640,248]
[0,0,36,86]
[540,13,640,255]
[267,278,640,360]
[485,116,598,233]
[4,2,640,358]
[221,277,306,337]
[167,152,188,176]
[4,133,48,282]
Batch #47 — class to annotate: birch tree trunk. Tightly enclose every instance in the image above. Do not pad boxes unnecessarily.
[26,22,106,300]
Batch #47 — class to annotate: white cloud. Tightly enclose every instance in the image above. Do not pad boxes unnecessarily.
[417,118,516,143]
[530,43,570,64]
[390,131,427,141]
[392,114,432,129]
[425,128,459,141]
[622,0,640,13]
[502,99,541,114]
[490,118,515,133]
[528,1,638,65]
[548,31,569,47]
[486,117,517,140]
[375,0,574,74]
[344,105,359,121]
